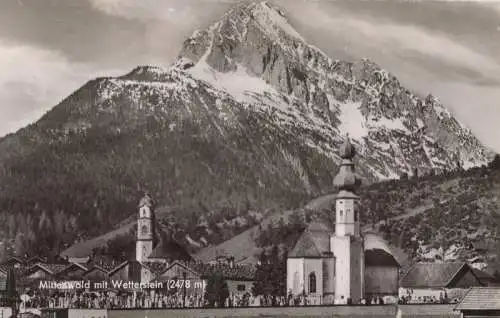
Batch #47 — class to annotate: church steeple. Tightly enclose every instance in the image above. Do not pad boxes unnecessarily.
[330,135,365,304]
[333,136,362,237]
[136,192,154,263]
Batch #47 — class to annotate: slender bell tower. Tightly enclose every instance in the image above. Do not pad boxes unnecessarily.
[136,192,154,263]
[330,136,364,304]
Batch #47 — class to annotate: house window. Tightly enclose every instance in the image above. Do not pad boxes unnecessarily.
[237,284,246,291]
[309,272,316,293]
[354,210,358,221]
[339,210,343,217]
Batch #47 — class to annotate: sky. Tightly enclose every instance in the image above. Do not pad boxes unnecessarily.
[0,0,499,152]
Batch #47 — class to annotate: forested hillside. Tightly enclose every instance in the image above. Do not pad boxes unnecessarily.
[254,157,500,270]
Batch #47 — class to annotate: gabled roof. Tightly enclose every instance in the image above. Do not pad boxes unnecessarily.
[1,256,25,266]
[25,263,67,276]
[455,287,500,310]
[471,268,495,283]
[155,260,256,281]
[108,260,143,282]
[26,256,46,264]
[58,262,88,273]
[155,261,200,279]
[107,260,131,276]
[401,262,472,288]
[83,265,112,276]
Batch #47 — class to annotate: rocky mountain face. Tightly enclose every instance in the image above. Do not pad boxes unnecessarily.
[0,1,492,257]
[176,1,490,178]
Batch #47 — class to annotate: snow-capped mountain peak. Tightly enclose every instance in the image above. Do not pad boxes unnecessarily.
[171,0,490,178]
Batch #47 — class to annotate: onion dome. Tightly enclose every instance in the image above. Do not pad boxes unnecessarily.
[139,192,153,208]
[339,136,356,159]
[333,136,361,192]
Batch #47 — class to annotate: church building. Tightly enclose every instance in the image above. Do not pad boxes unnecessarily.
[286,137,400,305]
[135,193,193,281]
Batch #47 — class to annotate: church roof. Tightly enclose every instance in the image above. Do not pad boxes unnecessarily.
[288,222,399,267]
[149,239,193,262]
[288,222,332,258]
[365,249,400,267]
[333,137,362,191]
[139,193,153,208]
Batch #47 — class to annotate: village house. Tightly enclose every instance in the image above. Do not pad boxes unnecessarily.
[471,268,500,287]
[1,256,25,269]
[399,262,484,303]
[22,263,67,281]
[57,262,89,280]
[153,259,255,298]
[454,287,500,317]
[107,260,143,284]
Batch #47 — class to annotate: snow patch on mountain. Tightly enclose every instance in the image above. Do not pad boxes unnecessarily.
[337,101,367,140]
[189,61,279,105]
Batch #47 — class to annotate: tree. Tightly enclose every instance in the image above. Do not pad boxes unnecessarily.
[252,250,268,296]
[267,245,280,303]
[204,271,229,308]
[4,267,19,315]
[252,246,286,305]
[277,247,288,300]
[489,154,500,170]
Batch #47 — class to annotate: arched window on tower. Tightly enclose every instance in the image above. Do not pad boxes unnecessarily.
[309,272,316,293]
[141,225,148,235]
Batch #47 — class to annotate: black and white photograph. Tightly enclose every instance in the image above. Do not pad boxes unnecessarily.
[0,0,499,317]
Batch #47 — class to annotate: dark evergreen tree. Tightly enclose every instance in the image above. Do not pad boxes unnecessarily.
[489,154,500,170]
[204,271,229,308]
[252,250,268,296]
[4,267,19,314]
[267,245,280,304]
[277,247,288,300]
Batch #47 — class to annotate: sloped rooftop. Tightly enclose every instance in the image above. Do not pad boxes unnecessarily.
[401,262,468,288]
[455,287,500,310]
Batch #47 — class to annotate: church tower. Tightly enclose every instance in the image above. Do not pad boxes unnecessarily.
[330,136,364,304]
[136,192,154,263]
